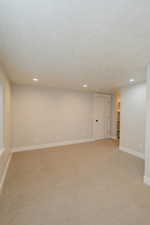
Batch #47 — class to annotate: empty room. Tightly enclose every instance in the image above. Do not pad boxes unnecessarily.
[1,1,150,224]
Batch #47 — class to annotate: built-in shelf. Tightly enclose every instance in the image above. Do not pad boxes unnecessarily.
[117,100,120,140]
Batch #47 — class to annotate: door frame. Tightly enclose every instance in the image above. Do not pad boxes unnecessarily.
[93,94,111,140]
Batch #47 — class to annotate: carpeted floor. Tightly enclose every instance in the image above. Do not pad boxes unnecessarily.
[0,139,150,225]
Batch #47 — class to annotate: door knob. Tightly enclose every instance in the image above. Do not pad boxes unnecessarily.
[96,120,99,122]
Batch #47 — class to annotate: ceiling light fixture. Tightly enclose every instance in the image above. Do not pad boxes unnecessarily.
[33,78,39,82]
[83,84,88,88]
[129,78,135,83]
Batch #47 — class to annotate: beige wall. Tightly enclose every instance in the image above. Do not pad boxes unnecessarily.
[0,65,12,184]
[120,83,146,154]
[12,85,94,149]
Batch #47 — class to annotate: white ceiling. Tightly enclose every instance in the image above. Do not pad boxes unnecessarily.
[0,0,149,92]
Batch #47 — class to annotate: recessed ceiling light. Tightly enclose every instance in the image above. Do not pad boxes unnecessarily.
[83,84,88,88]
[33,78,39,82]
[129,78,135,83]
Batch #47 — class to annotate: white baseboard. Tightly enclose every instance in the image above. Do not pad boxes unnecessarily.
[110,136,117,140]
[94,137,113,141]
[0,153,12,194]
[0,147,5,153]
[119,146,145,160]
[12,138,95,153]
[144,176,150,186]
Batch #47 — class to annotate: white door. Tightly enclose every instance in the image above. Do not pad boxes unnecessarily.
[104,96,111,138]
[93,95,111,140]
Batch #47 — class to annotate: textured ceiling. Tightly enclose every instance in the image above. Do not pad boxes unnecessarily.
[0,0,148,92]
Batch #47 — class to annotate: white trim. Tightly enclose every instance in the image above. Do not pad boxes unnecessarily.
[119,146,145,160]
[0,153,12,194]
[94,137,105,141]
[12,138,95,152]
[94,93,111,98]
[144,176,150,186]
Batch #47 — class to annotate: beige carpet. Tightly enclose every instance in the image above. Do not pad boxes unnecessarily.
[0,139,150,225]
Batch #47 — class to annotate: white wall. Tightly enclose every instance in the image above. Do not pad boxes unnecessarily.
[120,83,146,155]
[12,85,95,149]
[0,85,3,150]
[144,66,150,185]
[0,65,12,190]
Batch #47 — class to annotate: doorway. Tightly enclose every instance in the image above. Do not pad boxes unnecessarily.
[116,97,120,140]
